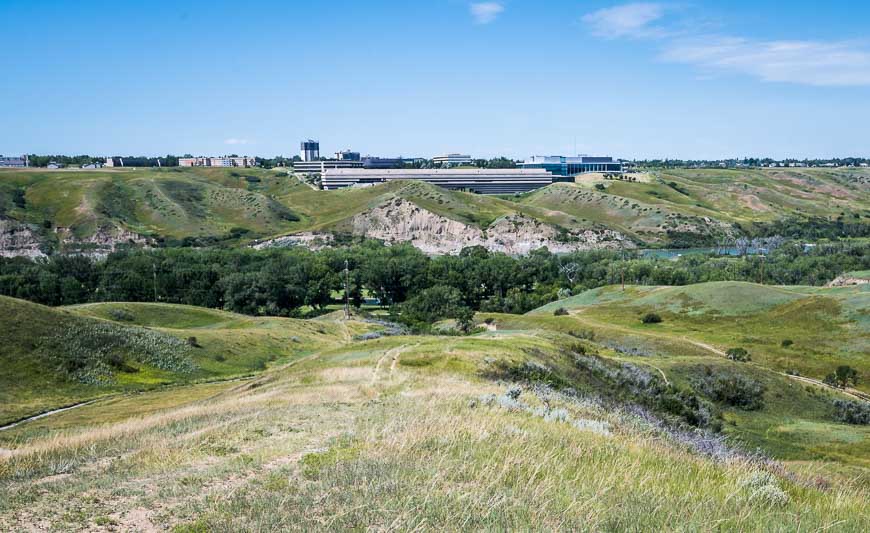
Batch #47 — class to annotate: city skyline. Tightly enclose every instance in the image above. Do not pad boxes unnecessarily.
[2,0,870,160]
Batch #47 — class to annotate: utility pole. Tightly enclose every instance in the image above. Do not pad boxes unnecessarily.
[344,259,350,320]
[620,239,625,291]
[760,254,765,285]
[152,263,158,302]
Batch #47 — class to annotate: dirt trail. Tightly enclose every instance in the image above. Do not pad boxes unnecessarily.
[371,345,407,385]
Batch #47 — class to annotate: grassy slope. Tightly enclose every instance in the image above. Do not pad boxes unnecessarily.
[1,330,867,530]
[0,297,361,425]
[3,166,868,247]
[518,168,870,243]
[525,281,869,473]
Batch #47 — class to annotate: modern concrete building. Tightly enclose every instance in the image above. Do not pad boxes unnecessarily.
[0,155,27,168]
[432,153,473,167]
[362,157,403,169]
[520,155,622,178]
[292,159,364,174]
[178,156,256,167]
[335,150,360,161]
[322,168,554,194]
[300,140,320,162]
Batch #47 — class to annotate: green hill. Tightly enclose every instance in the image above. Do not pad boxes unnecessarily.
[2,166,867,253]
[0,296,360,425]
[531,282,868,384]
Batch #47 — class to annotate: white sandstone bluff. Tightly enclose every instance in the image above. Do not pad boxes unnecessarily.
[256,198,630,255]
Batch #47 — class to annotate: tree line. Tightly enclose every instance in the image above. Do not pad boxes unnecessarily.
[0,240,866,320]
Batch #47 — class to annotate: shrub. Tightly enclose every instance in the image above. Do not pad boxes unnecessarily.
[641,312,662,324]
[832,399,870,425]
[693,369,766,410]
[553,307,569,316]
[781,339,793,348]
[107,308,135,322]
[824,365,860,388]
[187,336,200,348]
[726,347,751,362]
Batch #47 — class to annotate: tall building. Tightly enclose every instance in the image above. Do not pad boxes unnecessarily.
[0,155,27,168]
[432,153,473,167]
[300,140,320,162]
[520,155,622,178]
[178,156,256,168]
[322,168,553,194]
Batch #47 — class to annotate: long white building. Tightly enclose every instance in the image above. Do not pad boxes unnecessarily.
[178,156,256,168]
[321,168,554,194]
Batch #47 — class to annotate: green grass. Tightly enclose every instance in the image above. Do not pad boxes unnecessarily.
[1,328,867,530]
[0,296,363,425]
[3,166,867,249]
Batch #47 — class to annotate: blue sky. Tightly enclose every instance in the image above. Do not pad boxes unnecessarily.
[2,0,869,160]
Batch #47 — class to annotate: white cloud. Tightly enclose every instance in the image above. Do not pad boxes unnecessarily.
[583,3,870,87]
[224,138,252,145]
[470,2,504,25]
[661,37,870,87]
[582,3,666,38]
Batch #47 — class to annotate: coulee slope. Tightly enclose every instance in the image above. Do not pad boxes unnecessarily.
[0,296,365,426]
[2,166,868,255]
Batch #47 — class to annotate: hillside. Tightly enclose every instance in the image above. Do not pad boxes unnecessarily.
[2,166,868,255]
[0,284,868,529]
[0,297,361,425]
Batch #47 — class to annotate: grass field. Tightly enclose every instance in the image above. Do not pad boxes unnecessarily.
[2,166,868,250]
[1,318,868,529]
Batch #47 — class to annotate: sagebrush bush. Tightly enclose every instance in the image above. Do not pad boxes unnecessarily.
[832,399,870,425]
[38,320,195,384]
[107,308,135,322]
[693,369,766,410]
[553,307,569,316]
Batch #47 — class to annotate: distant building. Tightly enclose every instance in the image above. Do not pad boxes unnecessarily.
[47,162,62,169]
[520,155,623,178]
[104,157,115,167]
[0,155,27,168]
[178,156,256,168]
[432,153,473,167]
[335,150,361,161]
[322,168,554,194]
[362,157,403,169]
[292,160,364,174]
[300,140,320,162]
[81,162,103,169]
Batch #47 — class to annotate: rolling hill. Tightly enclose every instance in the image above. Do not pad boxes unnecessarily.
[0,297,364,426]
[0,281,868,529]
[1,166,868,255]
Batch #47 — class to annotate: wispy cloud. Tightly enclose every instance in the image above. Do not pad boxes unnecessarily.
[583,2,870,87]
[470,2,504,25]
[661,38,870,87]
[582,3,666,39]
[224,138,252,145]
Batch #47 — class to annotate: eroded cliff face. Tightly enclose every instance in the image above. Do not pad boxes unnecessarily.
[257,198,630,255]
[0,220,46,258]
[0,221,151,258]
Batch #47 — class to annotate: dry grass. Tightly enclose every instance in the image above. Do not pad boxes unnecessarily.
[1,340,868,531]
